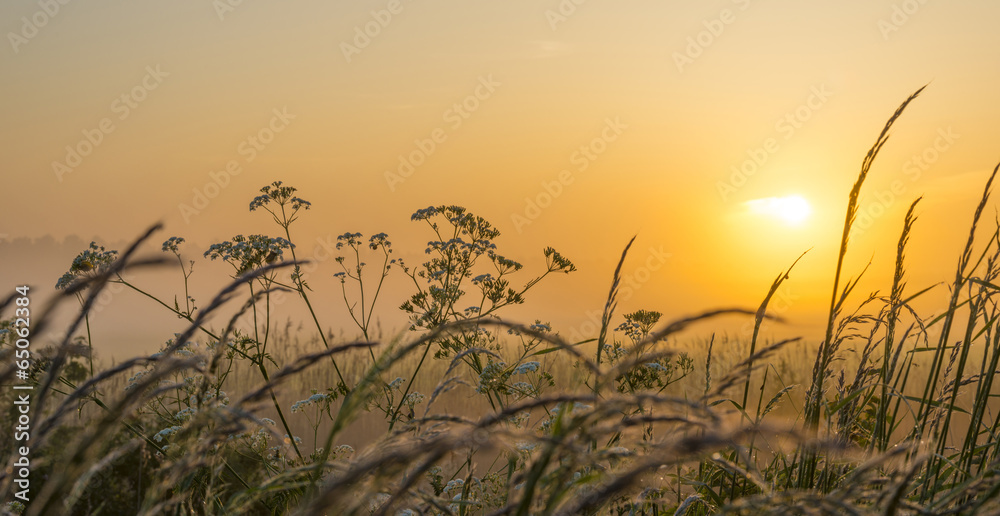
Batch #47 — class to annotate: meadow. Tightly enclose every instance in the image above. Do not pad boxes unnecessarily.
[5,87,1000,515]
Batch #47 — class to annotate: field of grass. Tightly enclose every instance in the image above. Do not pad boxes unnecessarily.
[5,87,1000,515]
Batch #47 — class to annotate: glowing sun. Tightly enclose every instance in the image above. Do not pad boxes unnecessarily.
[745,195,812,226]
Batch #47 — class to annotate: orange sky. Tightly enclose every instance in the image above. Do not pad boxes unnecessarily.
[3,1,1000,356]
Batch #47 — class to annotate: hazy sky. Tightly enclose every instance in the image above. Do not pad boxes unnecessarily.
[3,1,1000,354]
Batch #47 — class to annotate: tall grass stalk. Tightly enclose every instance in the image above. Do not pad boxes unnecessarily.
[799,85,925,489]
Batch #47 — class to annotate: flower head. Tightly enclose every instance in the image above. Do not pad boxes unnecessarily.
[161,236,185,253]
[56,242,119,290]
[249,181,311,211]
[204,234,293,274]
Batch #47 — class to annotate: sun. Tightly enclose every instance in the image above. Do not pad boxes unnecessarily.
[745,195,812,226]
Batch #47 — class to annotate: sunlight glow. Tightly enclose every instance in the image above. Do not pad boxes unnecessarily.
[745,195,812,226]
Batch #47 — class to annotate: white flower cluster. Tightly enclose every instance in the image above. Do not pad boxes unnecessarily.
[513,361,540,375]
[476,361,508,394]
[403,392,425,406]
[154,425,182,443]
[387,377,405,390]
[510,382,536,400]
[291,392,329,413]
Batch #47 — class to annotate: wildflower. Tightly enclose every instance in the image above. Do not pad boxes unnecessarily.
[204,234,293,274]
[444,478,465,493]
[544,247,577,273]
[189,389,229,406]
[56,242,119,290]
[530,322,552,333]
[492,254,522,274]
[507,411,531,428]
[617,310,663,342]
[161,236,185,253]
[291,392,329,412]
[335,232,363,250]
[387,377,405,390]
[125,369,151,392]
[154,426,182,442]
[369,232,391,250]
[404,392,425,406]
[513,361,540,375]
[510,382,536,399]
[411,206,440,221]
[476,361,509,394]
[249,181,311,212]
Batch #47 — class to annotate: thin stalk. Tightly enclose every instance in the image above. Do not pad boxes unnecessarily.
[801,86,925,488]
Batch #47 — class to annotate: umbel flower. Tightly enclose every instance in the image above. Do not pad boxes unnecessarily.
[56,242,119,290]
[249,180,311,229]
[204,234,293,275]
